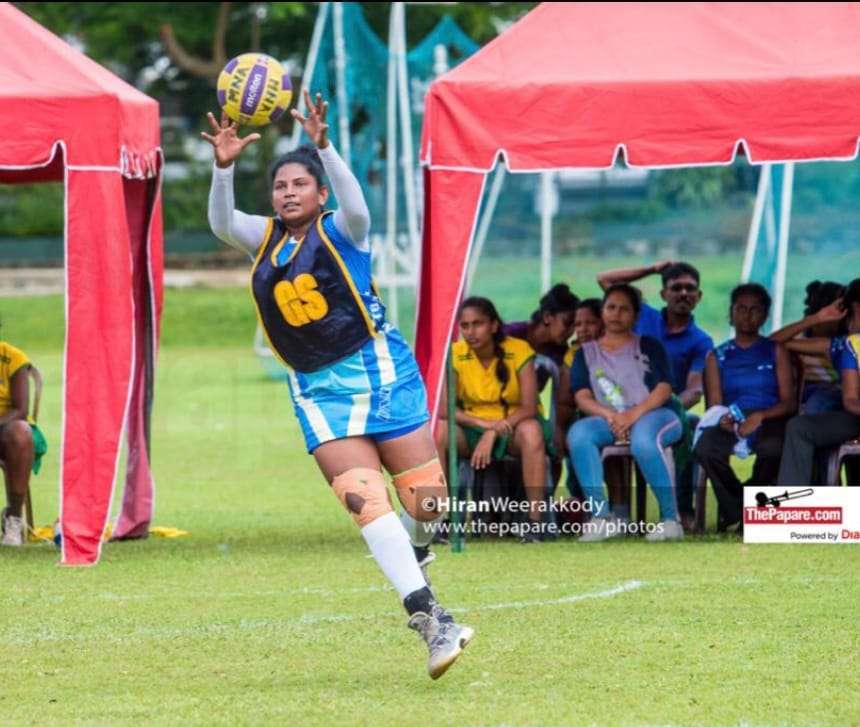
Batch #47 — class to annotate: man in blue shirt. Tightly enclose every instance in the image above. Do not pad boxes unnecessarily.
[596,260,714,529]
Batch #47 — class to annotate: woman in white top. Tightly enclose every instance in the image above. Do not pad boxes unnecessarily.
[202,91,473,679]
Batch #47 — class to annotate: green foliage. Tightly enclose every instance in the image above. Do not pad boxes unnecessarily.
[0,183,64,236]
[649,166,741,208]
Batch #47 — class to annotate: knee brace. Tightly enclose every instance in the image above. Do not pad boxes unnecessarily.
[331,468,393,528]
[392,458,448,522]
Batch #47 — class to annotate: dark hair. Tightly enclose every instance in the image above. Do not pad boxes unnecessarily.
[459,296,510,417]
[661,262,701,288]
[730,283,772,318]
[529,283,580,325]
[803,280,845,317]
[843,278,860,310]
[602,283,642,317]
[269,144,326,189]
[577,298,603,319]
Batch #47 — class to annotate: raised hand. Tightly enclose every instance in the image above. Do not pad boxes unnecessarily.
[200,112,261,169]
[815,299,847,323]
[290,90,330,149]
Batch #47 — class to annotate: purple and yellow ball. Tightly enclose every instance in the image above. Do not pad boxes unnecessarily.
[216,53,293,127]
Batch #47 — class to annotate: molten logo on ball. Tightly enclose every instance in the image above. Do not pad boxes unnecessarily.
[217,53,293,127]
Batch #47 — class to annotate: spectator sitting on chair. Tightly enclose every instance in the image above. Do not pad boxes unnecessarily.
[558,299,605,502]
[436,297,550,542]
[558,298,604,430]
[503,282,579,455]
[771,280,847,415]
[694,284,796,531]
[777,278,860,484]
[0,337,34,547]
[596,260,713,530]
[566,284,684,542]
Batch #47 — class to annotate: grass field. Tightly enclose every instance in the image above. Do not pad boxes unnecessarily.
[2,257,859,726]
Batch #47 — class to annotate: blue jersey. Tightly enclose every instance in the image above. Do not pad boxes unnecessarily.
[714,338,779,414]
[275,215,428,452]
[634,303,714,394]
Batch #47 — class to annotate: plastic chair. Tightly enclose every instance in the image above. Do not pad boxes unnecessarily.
[826,437,860,485]
[0,364,41,536]
[599,444,654,523]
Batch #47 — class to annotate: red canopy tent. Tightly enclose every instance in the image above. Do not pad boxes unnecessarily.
[0,3,163,565]
[416,1,860,421]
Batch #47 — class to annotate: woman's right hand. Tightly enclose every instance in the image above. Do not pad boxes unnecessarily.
[471,430,497,470]
[200,112,261,169]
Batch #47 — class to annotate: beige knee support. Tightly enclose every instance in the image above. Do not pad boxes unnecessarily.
[392,458,448,522]
[331,468,393,528]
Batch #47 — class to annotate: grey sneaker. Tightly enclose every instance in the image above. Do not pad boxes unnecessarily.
[645,519,685,542]
[408,605,475,680]
[413,546,436,585]
[2,509,24,547]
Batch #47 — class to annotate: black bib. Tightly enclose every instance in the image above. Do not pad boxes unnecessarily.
[251,212,375,372]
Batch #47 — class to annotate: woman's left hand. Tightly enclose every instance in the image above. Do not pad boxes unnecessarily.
[738,411,764,438]
[490,419,513,437]
[610,410,637,439]
[291,89,330,149]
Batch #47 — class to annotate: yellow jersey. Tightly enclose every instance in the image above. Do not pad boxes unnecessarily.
[0,341,29,416]
[452,336,535,421]
[848,334,860,371]
[563,341,581,369]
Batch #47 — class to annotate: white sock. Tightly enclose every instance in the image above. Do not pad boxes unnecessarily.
[400,509,445,548]
[361,512,426,599]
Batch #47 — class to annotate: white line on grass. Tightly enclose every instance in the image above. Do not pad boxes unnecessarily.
[298,580,645,625]
[1,581,646,643]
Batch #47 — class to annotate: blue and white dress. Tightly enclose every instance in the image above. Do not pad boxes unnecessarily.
[208,145,429,452]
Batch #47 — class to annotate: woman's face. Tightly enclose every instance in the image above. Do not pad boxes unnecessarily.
[459,307,497,351]
[602,292,637,335]
[731,293,768,335]
[574,307,603,343]
[543,310,576,345]
[272,162,328,227]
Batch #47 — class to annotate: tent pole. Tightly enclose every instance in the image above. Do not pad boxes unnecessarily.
[395,2,420,260]
[741,164,770,283]
[773,162,794,330]
[333,2,351,165]
[385,4,399,325]
[290,2,329,149]
[466,164,505,293]
[447,345,463,552]
[540,171,555,293]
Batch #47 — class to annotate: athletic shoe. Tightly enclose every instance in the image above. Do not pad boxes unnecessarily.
[413,545,436,585]
[408,604,475,680]
[645,519,685,542]
[1,509,24,547]
[520,527,543,544]
[579,516,625,543]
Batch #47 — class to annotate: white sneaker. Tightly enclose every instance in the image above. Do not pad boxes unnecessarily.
[579,516,625,542]
[645,519,685,542]
[1,510,24,547]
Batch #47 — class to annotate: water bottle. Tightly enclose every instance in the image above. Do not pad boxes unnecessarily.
[594,368,626,412]
[728,403,746,422]
[595,368,628,444]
